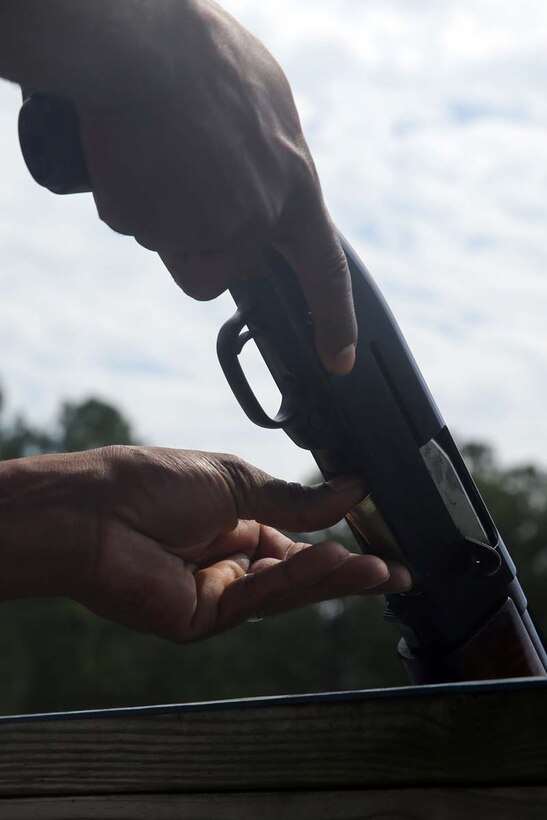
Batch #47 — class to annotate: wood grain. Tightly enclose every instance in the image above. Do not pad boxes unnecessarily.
[2,787,547,820]
[0,681,546,797]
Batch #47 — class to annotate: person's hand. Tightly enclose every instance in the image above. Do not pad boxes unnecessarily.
[0,447,411,641]
[81,447,411,640]
[70,0,357,375]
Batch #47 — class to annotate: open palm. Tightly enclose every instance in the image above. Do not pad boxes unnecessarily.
[79,446,411,640]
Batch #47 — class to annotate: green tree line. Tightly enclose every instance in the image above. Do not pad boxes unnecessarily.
[0,386,546,714]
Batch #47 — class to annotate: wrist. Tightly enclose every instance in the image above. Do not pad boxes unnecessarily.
[0,451,105,601]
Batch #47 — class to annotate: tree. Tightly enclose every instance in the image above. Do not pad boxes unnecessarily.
[58,398,135,452]
[461,442,547,637]
[0,384,546,713]
[0,388,136,459]
[0,386,53,460]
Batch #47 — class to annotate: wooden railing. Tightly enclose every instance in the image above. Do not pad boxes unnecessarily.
[0,678,546,818]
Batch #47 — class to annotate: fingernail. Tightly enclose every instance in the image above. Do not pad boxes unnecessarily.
[329,344,356,375]
[247,612,266,623]
[362,558,391,589]
[385,561,413,592]
[230,553,251,572]
[328,474,368,495]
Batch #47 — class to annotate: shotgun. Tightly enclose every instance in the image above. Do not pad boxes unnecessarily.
[18,93,547,684]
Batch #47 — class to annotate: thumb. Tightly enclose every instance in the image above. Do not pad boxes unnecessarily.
[224,459,367,533]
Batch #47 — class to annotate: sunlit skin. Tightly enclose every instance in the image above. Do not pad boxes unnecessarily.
[0,447,412,641]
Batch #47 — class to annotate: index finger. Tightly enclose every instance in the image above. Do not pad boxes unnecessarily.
[274,192,357,375]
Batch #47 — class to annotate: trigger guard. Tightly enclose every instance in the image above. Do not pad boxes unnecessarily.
[217,309,299,430]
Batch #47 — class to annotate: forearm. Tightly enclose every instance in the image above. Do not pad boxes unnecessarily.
[0,0,175,104]
[0,452,102,601]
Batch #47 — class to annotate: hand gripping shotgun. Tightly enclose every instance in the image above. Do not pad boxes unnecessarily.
[18,93,547,684]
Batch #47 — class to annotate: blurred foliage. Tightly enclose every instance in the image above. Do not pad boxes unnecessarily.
[461,441,547,630]
[0,388,134,460]
[0,385,546,714]
[58,398,134,453]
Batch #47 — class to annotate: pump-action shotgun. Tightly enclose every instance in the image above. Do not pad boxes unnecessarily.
[18,92,547,684]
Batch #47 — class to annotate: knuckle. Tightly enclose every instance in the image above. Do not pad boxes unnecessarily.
[279,549,302,589]
[163,254,229,302]
[178,277,225,301]
[287,143,317,188]
[311,251,356,342]
[134,232,160,253]
[95,443,133,473]
[94,200,136,237]
[212,453,255,516]
[216,452,249,477]
[327,244,350,284]
[284,480,306,507]
[281,481,317,530]
[322,540,349,564]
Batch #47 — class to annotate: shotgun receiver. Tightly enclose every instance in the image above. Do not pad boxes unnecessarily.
[19,93,547,684]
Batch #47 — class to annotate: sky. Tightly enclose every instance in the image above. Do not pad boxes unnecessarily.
[0,0,546,482]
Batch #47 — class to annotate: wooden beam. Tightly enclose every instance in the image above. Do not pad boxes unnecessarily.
[0,678,546,798]
[2,788,547,820]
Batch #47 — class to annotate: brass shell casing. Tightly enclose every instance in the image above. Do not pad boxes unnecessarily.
[346,495,407,565]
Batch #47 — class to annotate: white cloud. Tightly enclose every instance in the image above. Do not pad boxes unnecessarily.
[1,0,546,483]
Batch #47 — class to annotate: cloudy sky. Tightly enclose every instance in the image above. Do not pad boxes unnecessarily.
[0,0,546,481]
